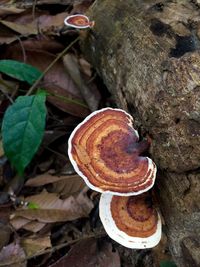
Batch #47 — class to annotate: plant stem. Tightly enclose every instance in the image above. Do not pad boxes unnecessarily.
[26,37,79,96]
[51,92,88,108]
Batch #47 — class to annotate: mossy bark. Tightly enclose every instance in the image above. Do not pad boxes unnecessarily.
[82,1,200,266]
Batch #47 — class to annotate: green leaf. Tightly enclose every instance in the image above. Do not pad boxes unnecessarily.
[160,260,177,267]
[2,91,47,176]
[27,202,40,209]
[0,60,42,85]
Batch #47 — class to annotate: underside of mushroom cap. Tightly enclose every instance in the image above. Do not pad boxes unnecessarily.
[99,193,162,249]
[68,108,157,196]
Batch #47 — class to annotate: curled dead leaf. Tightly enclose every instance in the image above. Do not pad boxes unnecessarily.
[21,235,51,257]
[0,222,11,251]
[11,189,93,223]
[0,242,26,267]
[49,238,120,267]
[10,216,46,232]
[63,53,100,111]
[0,20,37,35]
[25,173,85,198]
[2,43,90,117]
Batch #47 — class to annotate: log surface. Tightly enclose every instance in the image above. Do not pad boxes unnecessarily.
[82,0,200,266]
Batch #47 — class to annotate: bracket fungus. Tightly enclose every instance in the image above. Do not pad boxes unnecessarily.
[64,14,95,29]
[99,193,161,249]
[68,108,157,196]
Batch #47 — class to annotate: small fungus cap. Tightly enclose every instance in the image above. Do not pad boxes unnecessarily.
[68,108,157,196]
[99,193,162,249]
[64,14,95,29]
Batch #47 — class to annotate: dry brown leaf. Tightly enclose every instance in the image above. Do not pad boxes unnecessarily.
[0,242,26,267]
[14,209,71,223]
[10,217,46,232]
[0,20,37,35]
[63,54,100,111]
[0,8,40,44]
[0,75,19,94]
[2,9,68,36]
[47,85,89,118]
[0,23,19,44]
[0,222,11,251]
[37,158,55,173]
[25,173,85,198]
[2,44,90,117]
[0,205,11,222]
[49,238,121,267]
[50,175,85,198]
[12,189,93,223]
[78,57,92,77]
[0,0,10,3]
[7,8,47,24]
[25,173,78,187]
[17,38,64,53]
[10,217,30,230]
[0,6,25,17]
[21,235,51,257]
[37,12,69,35]
[22,221,46,233]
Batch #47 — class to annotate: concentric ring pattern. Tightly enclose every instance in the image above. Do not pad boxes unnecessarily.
[68,108,157,195]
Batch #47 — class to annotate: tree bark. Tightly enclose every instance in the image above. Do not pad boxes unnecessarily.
[82,1,200,266]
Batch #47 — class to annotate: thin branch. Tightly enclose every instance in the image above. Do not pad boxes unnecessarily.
[27,232,106,260]
[32,0,37,20]
[16,36,26,63]
[44,146,68,161]
[26,37,79,96]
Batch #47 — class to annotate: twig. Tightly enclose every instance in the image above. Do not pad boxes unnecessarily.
[44,146,68,161]
[32,0,37,20]
[16,36,26,63]
[0,232,106,266]
[50,92,88,108]
[27,232,106,260]
[26,37,79,96]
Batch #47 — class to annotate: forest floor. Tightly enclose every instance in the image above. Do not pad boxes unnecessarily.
[0,1,175,266]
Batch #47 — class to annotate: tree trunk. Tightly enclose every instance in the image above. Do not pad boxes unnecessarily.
[82,1,200,266]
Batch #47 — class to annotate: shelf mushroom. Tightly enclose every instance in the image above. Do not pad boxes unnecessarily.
[99,193,162,249]
[64,14,95,29]
[68,108,157,196]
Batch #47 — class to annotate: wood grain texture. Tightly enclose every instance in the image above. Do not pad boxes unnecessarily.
[82,0,200,266]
